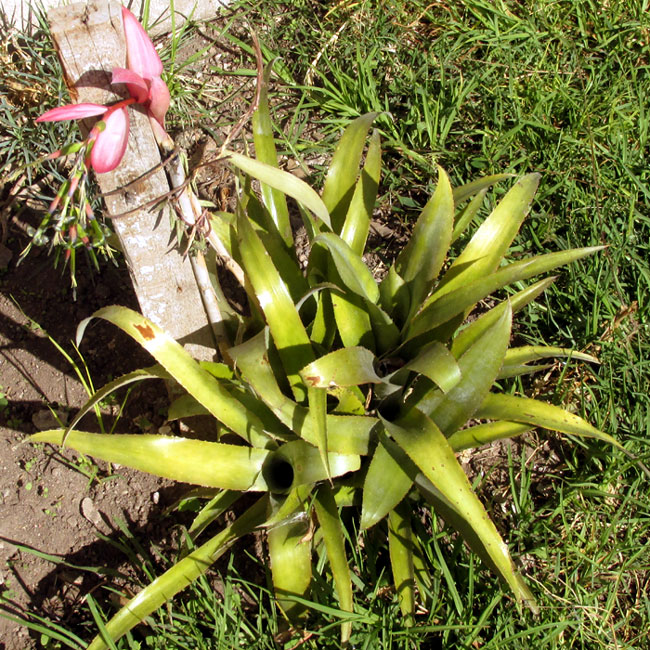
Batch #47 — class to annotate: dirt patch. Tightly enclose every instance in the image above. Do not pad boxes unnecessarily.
[0,232,184,649]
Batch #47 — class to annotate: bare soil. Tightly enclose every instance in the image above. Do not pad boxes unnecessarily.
[0,234,184,649]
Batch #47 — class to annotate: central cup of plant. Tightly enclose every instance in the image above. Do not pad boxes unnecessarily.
[31,88,619,648]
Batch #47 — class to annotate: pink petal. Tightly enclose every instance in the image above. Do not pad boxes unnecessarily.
[90,106,129,173]
[147,75,171,126]
[111,67,149,103]
[122,6,163,79]
[37,103,108,122]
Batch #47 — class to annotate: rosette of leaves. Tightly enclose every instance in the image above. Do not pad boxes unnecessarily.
[31,77,621,648]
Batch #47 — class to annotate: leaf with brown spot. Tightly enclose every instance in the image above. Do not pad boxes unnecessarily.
[134,323,155,340]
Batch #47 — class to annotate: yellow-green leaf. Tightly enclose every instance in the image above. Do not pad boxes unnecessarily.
[237,212,314,402]
[476,393,624,450]
[314,485,353,644]
[340,129,381,255]
[30,429,270,490]
[322,112,378,232]
[87,497,268,650]
[227,151,331,227]
[76,306,273,448]
[252,62,292,246]
[435,173,540,299]
[388,503,416,625]
[301,347,381,388]
[383,409,534,608]
[361,433,413,530]
[395,166,454,321]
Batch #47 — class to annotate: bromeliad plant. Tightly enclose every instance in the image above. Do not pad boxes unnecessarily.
[31,84,622,646]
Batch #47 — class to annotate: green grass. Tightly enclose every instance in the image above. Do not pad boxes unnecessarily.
[1,0,649,647]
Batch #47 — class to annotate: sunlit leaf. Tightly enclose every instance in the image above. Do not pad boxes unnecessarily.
[452,173,514,205]
[227,151,331,227]
[30,429,270,490]
[237,212,314,402]
[301,347,381,388]
[476,393,624,450]
[383,409,534,608]
[413,303,512,433]
[408,247,602,341]
[447,421,532,452]
[314,485,353,643]
[435,173,540,299]
[76,306,274,448]
[322,112,378,232]
[414,474,537,612]
[87,497,268,650]
[361,433,413,530]
[268,510,312,620]
[340,129,381,255]
[388,503,416,625]
[451,277,556,357]
[395,166,453,321]
[252,62,292,246]
[314,232,380,303]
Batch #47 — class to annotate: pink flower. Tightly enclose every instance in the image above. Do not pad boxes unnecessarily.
[37,102,131,173]
[36,7,169,173]
[113,6,170,130]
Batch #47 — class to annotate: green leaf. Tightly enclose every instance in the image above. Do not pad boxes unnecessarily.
[331,289,376,350]
[379,264,410,326]
[76,306,273,448]
[447,421,532,452]
[64,366,169,439]
[435,173,540,299]
[475,393,625,450]
[451,188,487,243]
[227,151,331,227]
[414,474,537,613]
[361,433,413,530]
[186,490,241,542]
[451,277,556,358]
[413,303,512,434]
[314,485,353,644]
[405,342,461,393]
[340,129,382,255]
[252,62,292,247]
[273,440,360,488]
[308,386,330,479]
[167,393,209,420]
[408,247,602,341]
[237,212,314,402]
[241,189,307,302]
[300,347,381,388]
[452,173,514,204]
[502,345,599,367]
[268,510,312,620]
[87,497,268,650]
[314,232,380,303]
[383,409,535,609]
[30,430,270,491]
[388,503,416,625]
[230,331,375,455]
[395,166,454,321]
[322,112,378,232]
